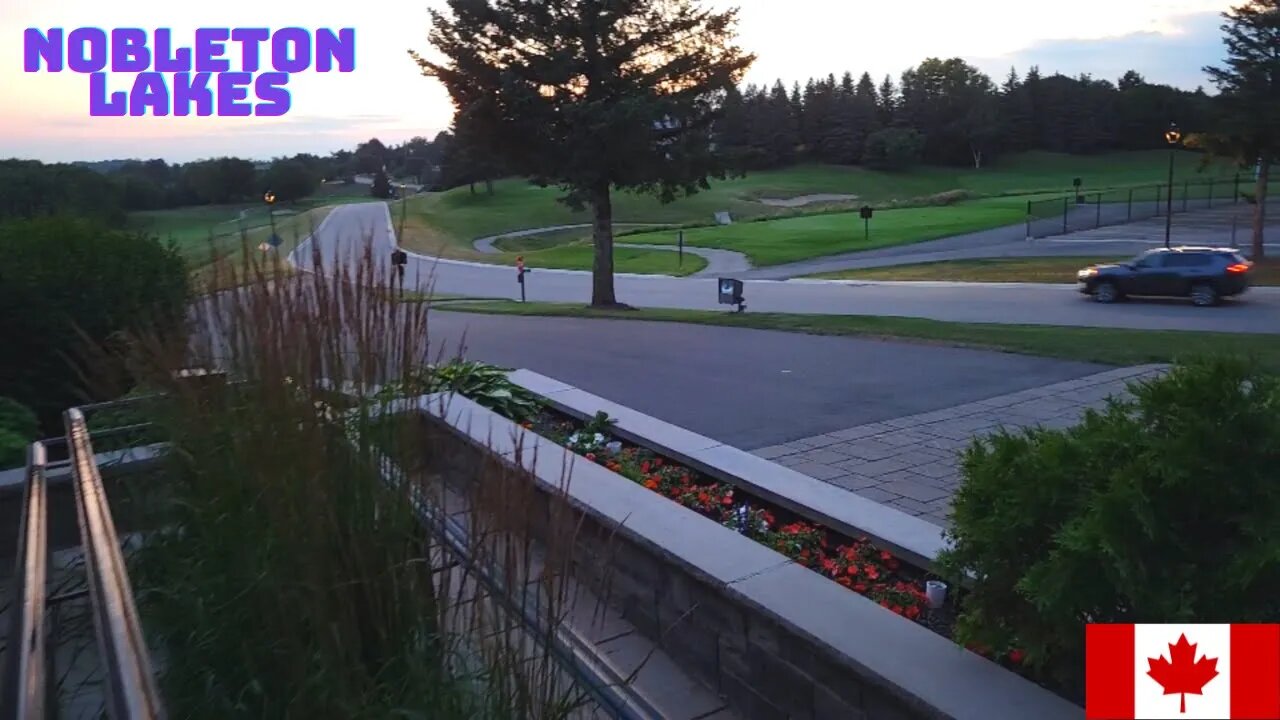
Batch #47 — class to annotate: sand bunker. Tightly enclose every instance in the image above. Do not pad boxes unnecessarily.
[757,193,859,208]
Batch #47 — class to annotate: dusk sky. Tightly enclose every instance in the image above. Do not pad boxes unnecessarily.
[1,0,1237,163]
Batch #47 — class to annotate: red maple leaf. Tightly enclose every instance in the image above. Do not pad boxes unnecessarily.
[1147,634,1220,713]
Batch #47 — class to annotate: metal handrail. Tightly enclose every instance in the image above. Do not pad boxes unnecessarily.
[64,408,166,720]
[1,443,50,720]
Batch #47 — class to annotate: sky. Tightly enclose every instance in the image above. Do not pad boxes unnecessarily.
[0,0,1237,163]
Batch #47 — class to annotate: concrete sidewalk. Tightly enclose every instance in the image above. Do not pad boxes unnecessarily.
[750,364,1168,527]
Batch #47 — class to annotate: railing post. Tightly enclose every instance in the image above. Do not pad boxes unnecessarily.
[1208,179,1214,208]
[1182,180,1189,212]
[1155,186,1162,217]
[1062,197,1068,235]
[1095,193,1101,228]
[1,443,49,720]
[1127,188,1133,221]
[1025,200,1031,239]
[1235,174,1240,204]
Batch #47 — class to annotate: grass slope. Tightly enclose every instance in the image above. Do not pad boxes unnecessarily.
[438,302,1280,372]
[816,256,1280,286]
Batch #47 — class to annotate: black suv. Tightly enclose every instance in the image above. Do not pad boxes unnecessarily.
[1077,247,1253,306]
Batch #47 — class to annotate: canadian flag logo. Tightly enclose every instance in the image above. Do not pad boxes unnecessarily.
[1087,624,1280,719]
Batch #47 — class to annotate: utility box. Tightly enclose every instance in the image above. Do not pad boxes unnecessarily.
[718,277,745,312]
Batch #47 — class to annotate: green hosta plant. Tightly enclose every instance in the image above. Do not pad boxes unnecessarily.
[378,361,543,423]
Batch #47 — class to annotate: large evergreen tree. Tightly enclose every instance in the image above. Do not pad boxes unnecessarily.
[415,0,754,306]
[1203,0,1279,260]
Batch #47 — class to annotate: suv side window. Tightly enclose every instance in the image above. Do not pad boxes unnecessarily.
[1134,254,1165,269]
[1165,253,1211,267]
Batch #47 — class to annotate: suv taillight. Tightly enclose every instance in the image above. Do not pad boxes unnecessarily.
[1226,263,1251,274]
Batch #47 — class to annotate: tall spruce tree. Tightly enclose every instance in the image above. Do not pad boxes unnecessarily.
[1203,0,1279,260]
[415,0,754,306]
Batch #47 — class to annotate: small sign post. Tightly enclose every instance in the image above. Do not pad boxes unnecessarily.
[678,230,684,267]
[859,205,873,244]
[516,256,528,303]
[390,249,408,298]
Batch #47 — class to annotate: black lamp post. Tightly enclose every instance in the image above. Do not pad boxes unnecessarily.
[263,191,279,250]
[1163,123,1182,249]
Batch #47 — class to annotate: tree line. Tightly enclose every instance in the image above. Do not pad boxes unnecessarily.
[716,61,1216,171]
[0,129,504,225]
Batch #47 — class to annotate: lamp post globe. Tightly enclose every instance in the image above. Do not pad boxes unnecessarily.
[264,191,276,205]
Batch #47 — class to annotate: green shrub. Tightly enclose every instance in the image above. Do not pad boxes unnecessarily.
[939,358,1280,695]
[0,217,190,431]
[0,397,38,468]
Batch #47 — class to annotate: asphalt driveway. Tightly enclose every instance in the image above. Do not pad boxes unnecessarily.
[427,311,1107,449]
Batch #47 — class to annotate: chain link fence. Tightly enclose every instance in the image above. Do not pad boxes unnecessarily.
[1026,175,1247,239]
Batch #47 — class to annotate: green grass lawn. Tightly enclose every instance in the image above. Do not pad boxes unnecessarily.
[397,150,1238,267]
[438,301,1280,371]
[459,243,704,276]
[129,184,374,262]
[815,256,1280,286]
[619,196,1031,266]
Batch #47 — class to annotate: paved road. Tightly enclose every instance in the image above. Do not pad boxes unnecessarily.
[294,203,1280,334]
[425,312,1106,448]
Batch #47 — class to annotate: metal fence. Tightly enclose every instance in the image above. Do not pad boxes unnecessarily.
[1026,175,1247,239]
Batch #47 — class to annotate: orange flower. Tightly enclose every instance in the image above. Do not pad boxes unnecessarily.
[643,479,659,490]
[836,576,852,587]
[906,606,921,620]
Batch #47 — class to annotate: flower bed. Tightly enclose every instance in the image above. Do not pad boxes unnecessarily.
[523,409,976,638]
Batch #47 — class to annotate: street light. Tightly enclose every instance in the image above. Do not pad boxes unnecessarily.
[1164,122,1182,249]
[264,191,280,250]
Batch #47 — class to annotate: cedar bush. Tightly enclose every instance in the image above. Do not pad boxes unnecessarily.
[939,357,1280,696]
[0,397,38,469]
[0,217,189,431]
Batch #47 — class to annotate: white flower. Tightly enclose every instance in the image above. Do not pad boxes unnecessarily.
[593,433,605,445]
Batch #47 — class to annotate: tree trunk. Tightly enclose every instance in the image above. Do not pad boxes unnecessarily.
[468,181,475,195]
[1252,158,1269,262]
[485,178,494,195]
[971,146,983,170]
[590,182,619,307]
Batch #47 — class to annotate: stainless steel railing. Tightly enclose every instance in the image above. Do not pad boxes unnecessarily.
[63,408,165,720]
[1,443,51,720]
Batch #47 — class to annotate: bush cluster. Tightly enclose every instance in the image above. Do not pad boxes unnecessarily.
[0,217,190,431]
[940,358,1280,696]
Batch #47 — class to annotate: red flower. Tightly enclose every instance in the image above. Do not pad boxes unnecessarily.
[853,583,868,593]
[799,549,810,560]
[585,453,596,462]
[846,565,859,576]
[821,559,837,574]
[698,492,710,504]
[905,606,921,620]
[891,605,904,616]
[1008,649,1025,665]
[880,550,893,561]
[879,600,891,609]
[864,565,880,580]
[721,494,734,506]
[653,458,663,467]
[640,461,650,473]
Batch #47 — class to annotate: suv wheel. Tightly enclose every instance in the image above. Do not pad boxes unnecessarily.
[1093,281,1120,304]
[1190,283,1219,307]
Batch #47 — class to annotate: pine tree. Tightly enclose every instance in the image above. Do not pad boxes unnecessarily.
[878,74,898,126]
[417,0,754,306]
[1203,0,1279,260]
